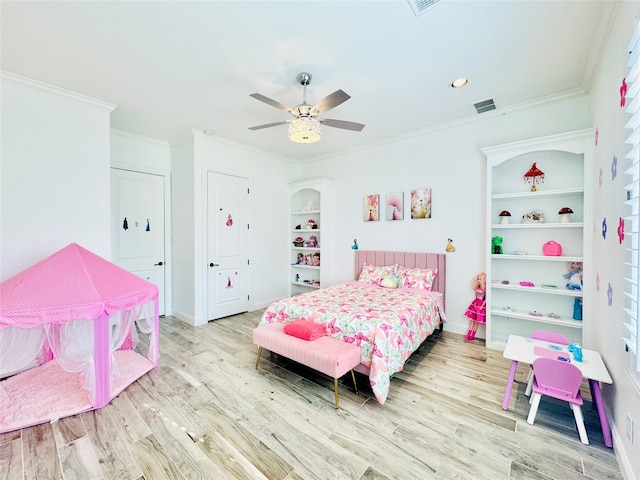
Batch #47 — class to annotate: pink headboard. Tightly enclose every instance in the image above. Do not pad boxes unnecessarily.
[354,250,446,304]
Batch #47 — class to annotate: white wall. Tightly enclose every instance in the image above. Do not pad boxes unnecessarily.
[301,95,591,337]
[588,2,640,478]
[170,131,297,325]
[0,73,114,280]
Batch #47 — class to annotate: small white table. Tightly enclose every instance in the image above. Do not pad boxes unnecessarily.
[502,334,613,447]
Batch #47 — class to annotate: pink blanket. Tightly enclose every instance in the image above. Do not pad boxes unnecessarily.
[260,282,446,404]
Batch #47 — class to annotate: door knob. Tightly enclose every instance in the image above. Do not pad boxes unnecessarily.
[210,263,220,267]
[154,261,164,266]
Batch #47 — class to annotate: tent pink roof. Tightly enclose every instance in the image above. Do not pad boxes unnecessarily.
[0,243,158,328]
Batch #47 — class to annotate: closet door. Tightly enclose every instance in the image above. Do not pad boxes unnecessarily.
[206,171,250,320]
[111,168,166,315]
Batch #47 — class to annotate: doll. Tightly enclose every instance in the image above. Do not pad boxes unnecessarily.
[564,261,583,290]
[464,272,487,340]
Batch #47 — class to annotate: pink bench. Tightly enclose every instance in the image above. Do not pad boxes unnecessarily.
[253,322,360,409]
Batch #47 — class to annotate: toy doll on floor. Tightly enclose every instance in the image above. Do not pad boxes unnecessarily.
[464,272,486,340]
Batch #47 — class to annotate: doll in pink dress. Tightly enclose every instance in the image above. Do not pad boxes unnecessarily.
[464,272,486,340]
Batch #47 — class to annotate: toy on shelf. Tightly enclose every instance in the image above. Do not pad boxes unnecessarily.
[464,272,486,341]
[310,252,320,266]
[564,261,583,290]
[498,210,511,224]
[523,162,545,191]
[306,219,316,229]
[293,236,304,247]
[295,253,304,264]
[306,235,318,248]
[492,236,503,254]
[301,200,315,212]
[558,207,574,223]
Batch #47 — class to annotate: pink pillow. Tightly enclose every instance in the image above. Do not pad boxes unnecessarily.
[283,320,326,341]
[357,263,399,285]
[398,267,437,291]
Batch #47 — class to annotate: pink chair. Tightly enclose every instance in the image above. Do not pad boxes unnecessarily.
[525,330,569,396]
[526,357,589,445]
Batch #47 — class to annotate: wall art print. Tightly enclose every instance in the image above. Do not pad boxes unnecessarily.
[385,192,404,221]
[410,188,431,219]
[364,194,380,222]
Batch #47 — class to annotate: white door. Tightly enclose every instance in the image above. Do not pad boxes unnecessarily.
[207,172,250,320]
[111,169,166,315]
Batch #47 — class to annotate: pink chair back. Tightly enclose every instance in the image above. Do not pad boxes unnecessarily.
[531,329,569,345]
[531,358,583,404]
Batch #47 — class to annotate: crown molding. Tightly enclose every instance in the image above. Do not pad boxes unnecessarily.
[110,128,170,146]
[1,71,116,111]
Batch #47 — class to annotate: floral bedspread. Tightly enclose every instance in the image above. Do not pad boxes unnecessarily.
[259,282,446,404]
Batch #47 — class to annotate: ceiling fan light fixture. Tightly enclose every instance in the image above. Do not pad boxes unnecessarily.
[288,117,322,143]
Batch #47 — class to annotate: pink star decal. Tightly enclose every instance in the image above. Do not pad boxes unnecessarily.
[618,217,625,244]
[621,78,628,108]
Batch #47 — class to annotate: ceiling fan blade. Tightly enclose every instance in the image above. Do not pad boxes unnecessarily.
[249,93,294,114]
[312,90,350,114]
[248,120,289,131]
[320,119,365,131]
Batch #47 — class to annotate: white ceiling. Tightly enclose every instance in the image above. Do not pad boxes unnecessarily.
[1,1,614,163]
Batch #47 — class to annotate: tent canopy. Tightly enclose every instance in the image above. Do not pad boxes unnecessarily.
[0,243,158,328]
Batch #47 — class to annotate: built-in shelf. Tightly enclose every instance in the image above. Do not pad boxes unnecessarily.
[289,179,333,296]
[483,129,592,350]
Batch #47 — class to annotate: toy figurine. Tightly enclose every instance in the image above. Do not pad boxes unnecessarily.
[492,236,503,254]
[464,272,487,340]
[352,239,359,250]
[310,252,320,266]
[296,253,304,264]
[306,235,318,248]
[445,238,456,252]
[564,261,583,290]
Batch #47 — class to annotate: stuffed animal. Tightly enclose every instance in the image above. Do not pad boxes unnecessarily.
[306,235,318,248]
[306,219,316,229]
[564,261,583,290]
[492,236,503,254]
[301,200,315,212]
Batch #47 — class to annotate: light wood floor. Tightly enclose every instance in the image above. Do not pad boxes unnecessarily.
[0,311,622,479]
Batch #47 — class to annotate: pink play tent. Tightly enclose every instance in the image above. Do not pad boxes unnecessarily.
[0,243,160,434]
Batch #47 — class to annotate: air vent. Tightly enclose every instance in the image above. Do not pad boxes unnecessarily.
[408,0,444,16]
[474,98,496,114]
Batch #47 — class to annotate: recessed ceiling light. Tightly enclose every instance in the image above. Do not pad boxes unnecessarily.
[450,78,469,89]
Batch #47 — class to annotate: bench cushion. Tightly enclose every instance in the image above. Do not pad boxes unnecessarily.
[253,322,361,378]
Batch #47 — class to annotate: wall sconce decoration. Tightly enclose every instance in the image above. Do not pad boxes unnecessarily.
[523,162,545,191]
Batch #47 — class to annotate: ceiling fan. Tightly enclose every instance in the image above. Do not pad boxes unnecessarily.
[248,72,365,143]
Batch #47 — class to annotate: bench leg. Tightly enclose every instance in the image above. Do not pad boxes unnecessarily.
[255,346,262,368]
[351,370,359,394]
[334,377,340,410]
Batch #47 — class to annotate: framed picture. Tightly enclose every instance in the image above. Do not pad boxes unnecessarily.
[385,192,404,221]
[410,188,431,219]
[364,194,380,222]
